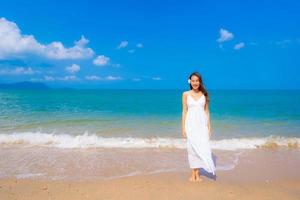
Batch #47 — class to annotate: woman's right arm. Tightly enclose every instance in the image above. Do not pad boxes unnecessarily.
[182,92,187,138]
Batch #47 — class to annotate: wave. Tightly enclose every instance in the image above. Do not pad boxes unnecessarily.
[0,132,299,150]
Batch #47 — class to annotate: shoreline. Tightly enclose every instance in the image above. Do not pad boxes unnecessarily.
[1,148,300,199]
[0,147,299,181]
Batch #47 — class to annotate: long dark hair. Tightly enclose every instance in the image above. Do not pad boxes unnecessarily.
[188,71,210,105]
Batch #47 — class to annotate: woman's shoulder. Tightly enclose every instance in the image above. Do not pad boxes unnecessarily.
[182,90,190,96]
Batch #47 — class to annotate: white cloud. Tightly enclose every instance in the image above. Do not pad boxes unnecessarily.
[65,64,80,73]
[75,35,89,47]
[217,28,234,43]
[0,67,37,75]
[44,75,55,81]
[45,37,94,60]
[43,75,78,81]
[131,75,162,82]
[152,76,162,81]
[85,75,122,81]
[0,17,94,60]
[58,75,78,81]
[117,41,128,49]
[136,43,143,48]
[234,42,245,50]
[106,75,122,80]
[85,75,101,80]
[93,55,110,66]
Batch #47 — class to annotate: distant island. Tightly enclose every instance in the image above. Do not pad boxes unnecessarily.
[0,81,50,89]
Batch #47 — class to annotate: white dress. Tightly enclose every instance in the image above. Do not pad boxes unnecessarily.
[185,92,216,175]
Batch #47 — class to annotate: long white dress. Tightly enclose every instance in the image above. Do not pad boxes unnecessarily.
[185,92,216,175]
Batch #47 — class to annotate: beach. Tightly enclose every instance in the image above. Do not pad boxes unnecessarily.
[0,89,300,199]
[1,148,300,200]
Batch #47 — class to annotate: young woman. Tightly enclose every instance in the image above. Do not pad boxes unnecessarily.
[182,71,216,182]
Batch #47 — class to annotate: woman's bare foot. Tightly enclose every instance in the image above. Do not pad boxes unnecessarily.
[195,176,203,182]
[189,175,196,182]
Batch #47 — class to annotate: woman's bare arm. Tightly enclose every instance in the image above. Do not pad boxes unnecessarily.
[182,92,187,138]
[205,101,211,136]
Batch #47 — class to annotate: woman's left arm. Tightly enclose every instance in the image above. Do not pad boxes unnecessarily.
[205,102,211,137]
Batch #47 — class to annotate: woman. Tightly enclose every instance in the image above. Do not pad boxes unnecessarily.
[182,71,216,182]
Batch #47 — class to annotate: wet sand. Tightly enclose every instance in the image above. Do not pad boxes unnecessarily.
[0,149,300,200]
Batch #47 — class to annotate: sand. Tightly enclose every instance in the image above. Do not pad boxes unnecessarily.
[0,149,299,200]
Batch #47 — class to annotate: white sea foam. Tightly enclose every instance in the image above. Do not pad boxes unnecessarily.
[0,132,299,150]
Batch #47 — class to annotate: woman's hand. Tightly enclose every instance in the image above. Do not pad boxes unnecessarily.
[208,126,212,138]
[182,129,187,138]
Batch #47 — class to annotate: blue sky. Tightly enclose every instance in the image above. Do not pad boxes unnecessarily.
[0,0,299,89]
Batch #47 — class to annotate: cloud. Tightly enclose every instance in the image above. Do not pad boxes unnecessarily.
[43,75,79,81]
[65,64,80,73]
[85,75,123,81]
[0,17,94,60]
[44,75,55,81]
[117,41,128,49]
[152,76,162,81]
[217,28,234,43]
[136,43,143,48]
[59,75,78,81]
[131,75,162,81]
[234,42,245,50]
[45,36,94,59]
[85,75,101,80]
[106,75,122,80]
[0,67,37,75]
[75,36,89,47]
[93,55,110,66]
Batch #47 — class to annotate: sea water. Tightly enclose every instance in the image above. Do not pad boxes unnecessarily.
[0,89,299,180]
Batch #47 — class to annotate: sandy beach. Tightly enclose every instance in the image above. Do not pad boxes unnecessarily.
[1,148,299,200]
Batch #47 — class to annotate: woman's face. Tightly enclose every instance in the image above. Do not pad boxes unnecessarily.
[190,75,200,90]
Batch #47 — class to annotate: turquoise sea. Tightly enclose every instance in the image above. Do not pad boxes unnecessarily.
[0,89,299,149]
[1,88,300,180]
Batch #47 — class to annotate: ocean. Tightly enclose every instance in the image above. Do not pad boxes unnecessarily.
[0,89,299,180]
